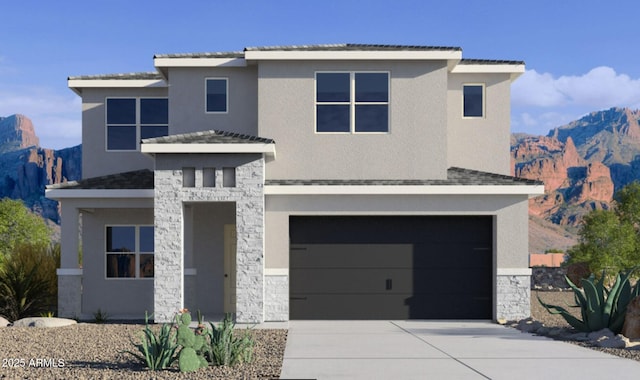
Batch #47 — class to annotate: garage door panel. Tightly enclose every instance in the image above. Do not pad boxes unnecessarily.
[289,216,493,320]
[290,267,414,293]
[291,244,413,268]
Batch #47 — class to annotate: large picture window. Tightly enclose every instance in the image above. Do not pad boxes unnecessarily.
[316,72,389,133]
[463,84,484,118]
[106,98,168,151]
[205,78,228,113]
[106,225,154,278]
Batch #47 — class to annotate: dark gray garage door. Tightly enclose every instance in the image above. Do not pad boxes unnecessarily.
[289,216,492,319]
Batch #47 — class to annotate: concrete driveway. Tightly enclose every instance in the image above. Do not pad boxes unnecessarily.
[279,320,640,380]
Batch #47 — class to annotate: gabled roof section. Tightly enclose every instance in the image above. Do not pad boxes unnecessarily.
[67,72,167,95]
[141,130,276,156]
[264,167,544,196]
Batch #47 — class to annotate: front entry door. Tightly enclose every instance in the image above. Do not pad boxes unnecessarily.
[223,224,237,313]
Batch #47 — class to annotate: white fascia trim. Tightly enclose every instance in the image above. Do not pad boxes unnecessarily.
[451,64,525,74]
[265,268,288,276]
[244,50,462,61]
[497,268,532,276]
[46,189,154,199]
[264,184,545,196]
[67,79,167,90]
[57,268,83,276]
[141,143,276,157]
[154,57,247,68]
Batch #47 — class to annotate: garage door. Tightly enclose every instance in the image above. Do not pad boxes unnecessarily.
[289,216,492,319]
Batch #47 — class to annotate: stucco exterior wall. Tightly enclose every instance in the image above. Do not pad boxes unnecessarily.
[167,66,258,136]
[265,193,530,269]
[80,87,166,179]
[81,208,154,319]
[258,60,449,180]
[447,73,512,175]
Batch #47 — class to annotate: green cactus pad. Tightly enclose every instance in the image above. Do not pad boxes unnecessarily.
[179,347,201,372]
[177,325,195,347]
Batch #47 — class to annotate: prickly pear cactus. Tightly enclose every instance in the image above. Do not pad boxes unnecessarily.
[175,311,209,372]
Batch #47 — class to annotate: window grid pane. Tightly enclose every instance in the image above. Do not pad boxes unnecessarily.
[107,126,137,150]
[355,105,389,132]
[317,105,350,132]
[106,98,136,124]
[140,98,169,124]
[316,73,350,102]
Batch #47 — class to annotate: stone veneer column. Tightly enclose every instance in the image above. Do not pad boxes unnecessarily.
[264,271,289,321]
[57,203,82,319]
[154,156,265,323]
[496,268,532,321]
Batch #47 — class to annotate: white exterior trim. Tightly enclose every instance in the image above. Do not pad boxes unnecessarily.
[46,189,154,199]
[451,64,525,80]
[265,268,288,276]
[68,79,167,95]
[154,57,247,68]
[264,184,545,196]
[497,268,532,276]
[245,50,462,61]
[57,268,83,276]
[141,143,276,156]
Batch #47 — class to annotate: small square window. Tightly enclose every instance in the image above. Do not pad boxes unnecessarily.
[206,78,228,113]
[463,85,484,118]
[106,225,154,279]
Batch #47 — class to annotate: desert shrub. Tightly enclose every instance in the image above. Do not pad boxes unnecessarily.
[0,244,59,321]
[539,269,640,334]
[205,313,254,366]
[124,312,179,371]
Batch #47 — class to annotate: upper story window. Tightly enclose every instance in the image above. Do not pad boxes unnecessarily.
[106,98,168,151]
[315,72,389,133]
[206,78,228,113]
[106,225,154,279]
[463,84,484,118]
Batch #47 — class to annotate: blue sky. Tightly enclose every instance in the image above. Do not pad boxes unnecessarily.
[1,0,639,149]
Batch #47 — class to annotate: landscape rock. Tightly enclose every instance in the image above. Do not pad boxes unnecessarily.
[595,334,628,349]
[0,316,10,327]
[516,318,543,333]
[12,317,77,328]
[622,296,640,339]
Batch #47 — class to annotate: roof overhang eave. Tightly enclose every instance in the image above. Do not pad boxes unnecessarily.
[264,184,545,196]
[140,143,276,157]
[45,188,154,200]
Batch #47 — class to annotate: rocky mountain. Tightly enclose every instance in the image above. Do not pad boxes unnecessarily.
[512,107,640,253]
[0,114,81,225]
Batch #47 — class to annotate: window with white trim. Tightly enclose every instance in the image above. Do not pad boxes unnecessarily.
[315,72,389,133]
[106,225,154,278]
[463,84,484,118]
[106,98,168,151]
[205,78,228,113]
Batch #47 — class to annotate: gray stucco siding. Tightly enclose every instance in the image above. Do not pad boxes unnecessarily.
[81,208,154,319]
[167,67,258,137]
[258,60,449,181]
[447,73,513,175]
[80,88,166,179]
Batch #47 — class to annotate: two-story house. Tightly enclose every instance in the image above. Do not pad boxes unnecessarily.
[47,44,543,323]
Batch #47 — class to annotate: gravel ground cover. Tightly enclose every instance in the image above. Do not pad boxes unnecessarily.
[532,290,640,361]
[2,291,639,379]
[0,323,286,379]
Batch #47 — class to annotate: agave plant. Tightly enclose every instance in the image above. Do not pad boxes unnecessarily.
[205,314,254,366]
[538,269,640,334]
[123,312,178,370]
